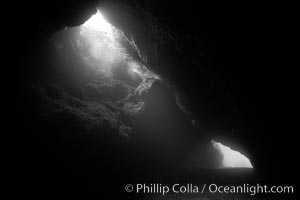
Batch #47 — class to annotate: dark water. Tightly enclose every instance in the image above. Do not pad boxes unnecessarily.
[125,168,295,200]
[10,168,295,200]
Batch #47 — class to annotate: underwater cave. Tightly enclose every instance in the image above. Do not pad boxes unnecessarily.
[9,0,298,199]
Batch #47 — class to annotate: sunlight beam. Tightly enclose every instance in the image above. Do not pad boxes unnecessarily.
[83,10,113,34]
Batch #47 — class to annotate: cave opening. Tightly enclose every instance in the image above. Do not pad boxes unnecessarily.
[78,9,159,86]
[211,140,253,168]
[50,5,255,174]
[80,9,255,170]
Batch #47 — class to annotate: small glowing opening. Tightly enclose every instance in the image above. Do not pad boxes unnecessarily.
[212,140,253,168]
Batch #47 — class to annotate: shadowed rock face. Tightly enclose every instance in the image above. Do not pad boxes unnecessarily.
[9,0,298,196]
[24,19,222,170]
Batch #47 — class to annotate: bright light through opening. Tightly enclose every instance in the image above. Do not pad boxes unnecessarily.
[212,140,253,168]
[83,10,113,35]
[79,9,125,74]
[78,9,159,81]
